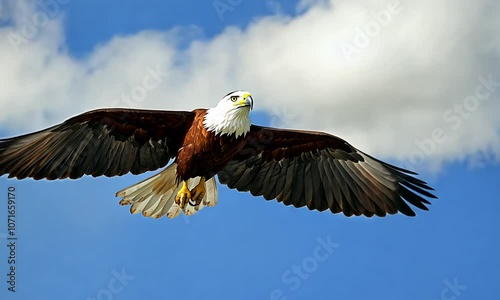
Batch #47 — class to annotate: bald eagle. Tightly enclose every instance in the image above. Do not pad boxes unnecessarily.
[0,91,436,218]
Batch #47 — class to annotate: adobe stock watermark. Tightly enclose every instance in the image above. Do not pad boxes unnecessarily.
[270,104,314,129]
[110,65,167,108]
[86,268,135,300]
[434,278,467,300]
[407,74,499,168]
[270,235,340,300]
[213,0,243,21]
[8,0,70,51]
[50,64,166,178]
[270,106,303,128]
[340,0,402,63]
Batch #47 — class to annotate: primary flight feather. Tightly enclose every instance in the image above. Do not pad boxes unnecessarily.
[0,91,437,218]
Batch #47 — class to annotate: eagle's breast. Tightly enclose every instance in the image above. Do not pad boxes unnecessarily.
[176,109,247,180]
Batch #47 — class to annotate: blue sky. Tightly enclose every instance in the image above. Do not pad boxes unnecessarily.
[1,0,499,299]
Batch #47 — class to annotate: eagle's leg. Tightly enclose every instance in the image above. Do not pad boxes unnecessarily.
[190,176,206,205]
[175,181,191,209]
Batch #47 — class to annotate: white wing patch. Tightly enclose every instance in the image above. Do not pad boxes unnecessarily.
[116,163,218,219]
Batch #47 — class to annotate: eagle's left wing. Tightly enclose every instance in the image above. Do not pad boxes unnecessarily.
[217,125,437,217]
[0,108,194,180]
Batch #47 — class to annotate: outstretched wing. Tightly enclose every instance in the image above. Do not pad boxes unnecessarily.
[218,125,437,217]
[0,108,194,180]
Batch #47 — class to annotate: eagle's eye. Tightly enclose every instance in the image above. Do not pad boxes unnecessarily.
[230,96,238,102]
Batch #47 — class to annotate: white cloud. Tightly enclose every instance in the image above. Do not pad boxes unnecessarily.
[0,0,499,172]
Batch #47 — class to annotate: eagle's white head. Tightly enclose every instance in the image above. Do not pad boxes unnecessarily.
[203,90,253,138]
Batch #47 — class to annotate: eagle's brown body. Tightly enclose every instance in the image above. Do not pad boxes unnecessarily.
[176,109,246,181]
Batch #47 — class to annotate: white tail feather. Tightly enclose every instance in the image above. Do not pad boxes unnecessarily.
[115,163,218,219]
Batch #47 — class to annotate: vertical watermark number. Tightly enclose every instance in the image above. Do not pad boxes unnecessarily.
[6,186,17,293]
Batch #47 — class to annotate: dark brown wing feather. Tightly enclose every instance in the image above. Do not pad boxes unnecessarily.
[0,108,194,180]
[218,125,437,217]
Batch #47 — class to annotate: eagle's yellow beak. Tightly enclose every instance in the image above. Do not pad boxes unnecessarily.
[236,93,253,110]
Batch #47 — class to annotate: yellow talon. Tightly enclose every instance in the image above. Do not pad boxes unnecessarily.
[175,181,191,209]
[190,177,206,205]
